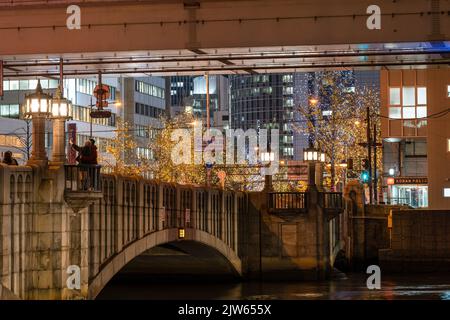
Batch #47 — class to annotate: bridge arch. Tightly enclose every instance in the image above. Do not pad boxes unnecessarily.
[88,228,242,299]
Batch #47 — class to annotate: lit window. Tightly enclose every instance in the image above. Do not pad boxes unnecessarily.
[389,88,400,105]
[403,107,415,119]
[389,107,401,119]
[447,139,450,152]
[402,87,415,106]
[444,188,450,197]
[448,85,450,98]
[417,87,427,104]
[10,80,19,90]
[417,106,427,118]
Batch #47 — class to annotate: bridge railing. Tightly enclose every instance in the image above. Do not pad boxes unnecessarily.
[64,164,102,192]
[89,174,246,279]
[268,192,307,213]
[321,192,343,210]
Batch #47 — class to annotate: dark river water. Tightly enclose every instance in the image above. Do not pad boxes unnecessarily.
[97,273,450,300]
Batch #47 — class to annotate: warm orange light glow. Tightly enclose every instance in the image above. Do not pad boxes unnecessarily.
[178,228,185,239]
[309,98,318,105]
[387,178,395,185]
[355,120,361,126]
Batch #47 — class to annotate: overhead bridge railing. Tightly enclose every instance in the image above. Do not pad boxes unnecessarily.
[268,192,308,213]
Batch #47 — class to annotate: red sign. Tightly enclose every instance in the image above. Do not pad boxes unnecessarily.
[0,60,3,97]
[67,123,77,164]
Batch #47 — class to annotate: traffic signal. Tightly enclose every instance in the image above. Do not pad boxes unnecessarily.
[360,171,370,183]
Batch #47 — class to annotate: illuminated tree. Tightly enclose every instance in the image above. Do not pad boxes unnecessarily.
[103,117,151,177]
[295,71,381,191]
[149,112,205,185]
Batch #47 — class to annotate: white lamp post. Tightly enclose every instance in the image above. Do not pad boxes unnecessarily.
[50,86,72,165]
[23,80,52,165]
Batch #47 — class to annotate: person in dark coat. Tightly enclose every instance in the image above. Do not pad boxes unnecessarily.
[69,140,98,190]
[70,140,96,165]
[2,151,18,165]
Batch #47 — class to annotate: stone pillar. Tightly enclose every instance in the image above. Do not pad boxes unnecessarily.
[263,174,273,192]
[51,118,66,165]
[28,116,48,166]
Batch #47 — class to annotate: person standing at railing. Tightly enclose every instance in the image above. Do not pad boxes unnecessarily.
[2,151,19,166]
[69,139,98,190]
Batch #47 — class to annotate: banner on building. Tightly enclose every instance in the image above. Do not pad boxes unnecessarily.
[67,123,77,164]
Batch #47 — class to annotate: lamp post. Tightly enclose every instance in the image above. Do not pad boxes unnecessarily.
[23,80,52,166]
[303,145,326,190]
[50,86,72,165]
[261,151,275,192]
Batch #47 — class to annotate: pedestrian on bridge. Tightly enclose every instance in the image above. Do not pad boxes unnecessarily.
[2,151,18,166]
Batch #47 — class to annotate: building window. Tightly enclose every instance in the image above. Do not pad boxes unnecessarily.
[135,102,164,118]
[283,86,293,95]
[0,104,20,118]
[447,138,450,152]
[135,80,164,99]
[389,88,401,105]
[447,85,450,98]
[389,86,427,119]
[0,135,22,148]
[70,105,116,127]
[405,140,427,157]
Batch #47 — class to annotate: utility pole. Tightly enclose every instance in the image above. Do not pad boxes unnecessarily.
[366,106,373,204]
[373,123,378,204]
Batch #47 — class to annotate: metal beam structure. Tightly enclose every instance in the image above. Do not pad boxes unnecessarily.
[0,0,448,77]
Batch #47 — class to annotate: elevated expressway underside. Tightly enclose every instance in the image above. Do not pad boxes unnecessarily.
[0,0,448,78]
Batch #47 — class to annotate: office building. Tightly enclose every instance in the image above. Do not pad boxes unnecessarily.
[380,68,450,209]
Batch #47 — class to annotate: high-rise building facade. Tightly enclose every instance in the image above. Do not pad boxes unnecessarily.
[168,75,229,127]
[230,74,295,159]
[230,71,380,161]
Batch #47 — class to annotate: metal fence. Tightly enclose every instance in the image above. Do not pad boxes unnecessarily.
[268,192,308,213]
[64,165,102,192]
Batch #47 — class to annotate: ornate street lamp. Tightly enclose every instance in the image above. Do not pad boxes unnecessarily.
[303,145,326,189]
[260,151,275,163]
[51,86,73,164]
[23,80,52,165]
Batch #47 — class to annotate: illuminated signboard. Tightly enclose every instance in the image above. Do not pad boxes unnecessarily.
[394,177,428,185]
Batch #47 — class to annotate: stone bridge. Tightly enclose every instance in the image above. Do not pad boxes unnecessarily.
[0,163,344,299]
